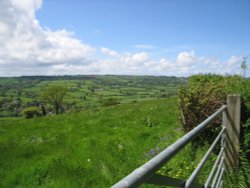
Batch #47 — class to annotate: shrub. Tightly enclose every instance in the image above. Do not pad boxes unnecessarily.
[21,106,40,119]
[178,74,250,141]
[178,75,226,132]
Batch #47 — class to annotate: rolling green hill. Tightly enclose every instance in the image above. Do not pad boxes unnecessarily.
[1,75,247,187]
[0,98,187,187]
[0,75,186,117]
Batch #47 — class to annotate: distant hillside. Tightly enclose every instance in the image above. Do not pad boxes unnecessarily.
[0,75,187,117]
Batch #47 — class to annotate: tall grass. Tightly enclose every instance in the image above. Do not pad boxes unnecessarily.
[0,98,183,187]
[1,96,245,187]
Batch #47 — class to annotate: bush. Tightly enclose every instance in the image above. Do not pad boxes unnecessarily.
[178,74,250,141]
[178,75,225,132]
[21,106,40,119]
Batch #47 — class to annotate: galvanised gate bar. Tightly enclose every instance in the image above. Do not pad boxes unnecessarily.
[112,95,240,188]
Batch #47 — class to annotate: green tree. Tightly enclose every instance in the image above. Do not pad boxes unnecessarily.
[42,86,67,114]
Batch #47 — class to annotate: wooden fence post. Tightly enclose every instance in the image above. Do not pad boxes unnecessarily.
[226,95,241,168]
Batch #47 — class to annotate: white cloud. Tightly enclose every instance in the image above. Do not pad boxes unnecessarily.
[0,22,9,35]
[0,0,246,77]
[11,0,42,17]
[100,47,120,57]
[132,52,149,62]
[223,56,242,75]
[38,29,94,63]
[90,52,151,75]
[227,56,242,67]
[0,0,95,76]
[177,51,196,65]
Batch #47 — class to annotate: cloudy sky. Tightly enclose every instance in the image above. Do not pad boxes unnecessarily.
[0,0,249,77]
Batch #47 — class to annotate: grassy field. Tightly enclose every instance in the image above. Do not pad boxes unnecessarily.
[0,97,188,187]
[1,76,246,187]
[0,75,186,117]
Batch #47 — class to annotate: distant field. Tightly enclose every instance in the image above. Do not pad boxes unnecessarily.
[0,78,19,84]
[0,75,187,117]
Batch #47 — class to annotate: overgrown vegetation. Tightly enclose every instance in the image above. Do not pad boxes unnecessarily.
[179,75,250,137]
[178,74,250,187]
[179,75,225,132]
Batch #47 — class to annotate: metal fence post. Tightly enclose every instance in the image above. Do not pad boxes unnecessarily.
[222,110,227,176]
[226,95,241,168]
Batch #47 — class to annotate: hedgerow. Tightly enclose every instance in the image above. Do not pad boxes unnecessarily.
[178,74,249,138]
[178,74,250,186]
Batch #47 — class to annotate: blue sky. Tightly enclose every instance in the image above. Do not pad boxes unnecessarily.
[37,0,250,57]
[0,0,249,76]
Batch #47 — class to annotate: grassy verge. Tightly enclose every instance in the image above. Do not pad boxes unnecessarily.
[0,98,183,187]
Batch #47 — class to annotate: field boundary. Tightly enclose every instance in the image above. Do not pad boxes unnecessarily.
[112,95,241,188]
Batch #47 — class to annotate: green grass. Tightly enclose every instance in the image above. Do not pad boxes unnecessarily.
[0,76,184,117]
[0,97,244,187]
[1,75,248,187]
[0,98,184,187]
[224,154,250,188]
[0,78,18,84]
